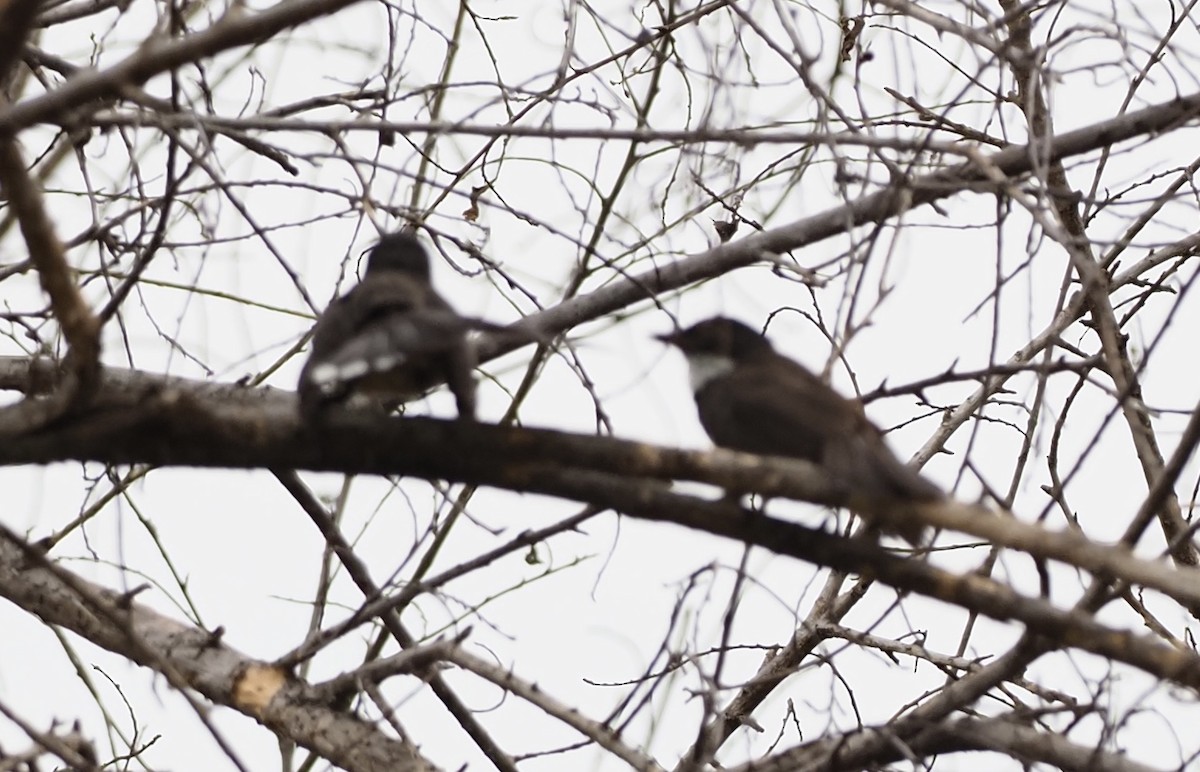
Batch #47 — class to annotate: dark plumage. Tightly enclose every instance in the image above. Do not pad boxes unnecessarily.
[298,231,476,420]
[657,317,940,544]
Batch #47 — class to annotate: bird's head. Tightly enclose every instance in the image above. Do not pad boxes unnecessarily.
[364,230,432,281]
[655,317,774,361]
[656,317,776,392]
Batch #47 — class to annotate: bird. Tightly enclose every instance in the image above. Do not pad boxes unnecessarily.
[656,317,941,544]
[297,230,477,421]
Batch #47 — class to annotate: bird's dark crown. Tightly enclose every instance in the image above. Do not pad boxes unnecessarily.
[365,230,432,281]
[657,317,775,360]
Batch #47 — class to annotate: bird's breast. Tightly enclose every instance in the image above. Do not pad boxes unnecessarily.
[684,353,737,393]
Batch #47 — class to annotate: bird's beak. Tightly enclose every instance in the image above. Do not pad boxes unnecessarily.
[654,330,680,346]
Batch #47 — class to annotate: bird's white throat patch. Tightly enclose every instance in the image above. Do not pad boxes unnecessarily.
[685,353,736,392]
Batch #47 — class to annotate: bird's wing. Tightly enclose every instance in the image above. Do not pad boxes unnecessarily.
[714,360,940,503]
[698,360,863,460]
[301,275,470,393]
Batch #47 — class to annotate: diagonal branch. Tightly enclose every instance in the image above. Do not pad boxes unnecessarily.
[2,372,1200,689]
[0,0,370,133]
[0,358,1198,612]
[0,139,100,426]
[0,526,438,772]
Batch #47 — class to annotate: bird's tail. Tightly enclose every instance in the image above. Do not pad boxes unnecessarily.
[831,438,941,546]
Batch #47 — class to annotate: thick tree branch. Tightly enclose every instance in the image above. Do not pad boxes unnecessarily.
[0,0,368,133]
[2,364,1200,690]
[997,0,1197,568]
[738,713,1164,772]
[472,89,1200,363]
[1,358,1198,608]
[0,0,38,87]
[0,139,100,427]
[0,528,438,772]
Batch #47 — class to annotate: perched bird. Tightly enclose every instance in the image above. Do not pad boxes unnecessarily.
[656,317,941,544]
[298,231,477,420]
